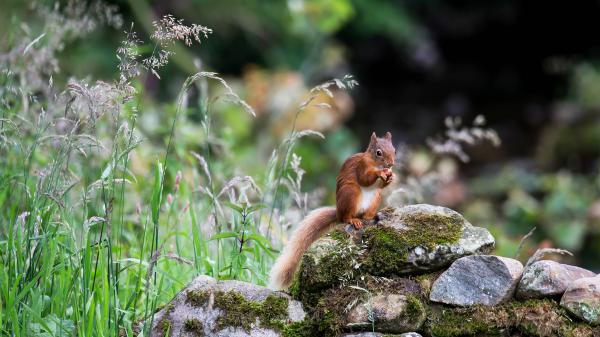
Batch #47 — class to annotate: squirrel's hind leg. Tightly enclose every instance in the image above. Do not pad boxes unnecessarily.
[336,184,365,229]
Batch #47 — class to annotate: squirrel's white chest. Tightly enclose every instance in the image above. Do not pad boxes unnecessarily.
[358,185,379,214]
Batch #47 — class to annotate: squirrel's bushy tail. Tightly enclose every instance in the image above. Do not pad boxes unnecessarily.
[269,206,337,290]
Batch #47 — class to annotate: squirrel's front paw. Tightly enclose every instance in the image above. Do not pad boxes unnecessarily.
[347,218,364,229]
[385,171,394,183]
[378,168,392,181]
[379,168,394,185]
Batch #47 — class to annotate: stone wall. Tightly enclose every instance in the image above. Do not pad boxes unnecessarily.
[147,204,600,337]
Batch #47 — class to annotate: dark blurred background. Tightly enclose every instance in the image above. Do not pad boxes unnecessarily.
[17,0,598,170]
[4,0,600,270]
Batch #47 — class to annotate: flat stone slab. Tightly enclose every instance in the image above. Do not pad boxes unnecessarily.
[430,255,523,306]
[148,275,306,337]
[561,276,600,325]
[517,260,595,299]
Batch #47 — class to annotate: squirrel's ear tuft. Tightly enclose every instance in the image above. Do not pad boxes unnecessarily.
[384,132,392,141]
[369,132,378,147]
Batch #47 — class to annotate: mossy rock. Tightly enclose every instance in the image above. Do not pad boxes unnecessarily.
[311,278,427,336]
[560,276,600,326]
[362,205,495,276]
[290,234,363,310]
[292,204,494,302]
[425,299,600,337]
[148,275,309,337]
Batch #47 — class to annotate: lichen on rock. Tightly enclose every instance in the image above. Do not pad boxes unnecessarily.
[430,255,524,306]
[560,276,600,325]
[517,260,595,299]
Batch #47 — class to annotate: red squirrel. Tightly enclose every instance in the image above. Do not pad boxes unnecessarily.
[269,132,396,290]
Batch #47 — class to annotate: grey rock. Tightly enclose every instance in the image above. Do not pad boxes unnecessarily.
[517,260,595,299]
[561,276,600,325]
[365,204,495,275]
[148,275,306,337]
[430,255,524,306]
[346,293,426,333]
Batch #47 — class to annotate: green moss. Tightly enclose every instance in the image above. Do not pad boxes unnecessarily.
[315,309,343,337]
[428,306,502,337]
[311,287,362,337]
[184,289,315,335]
[183,318,204,336]
[363,210,463,276]
[290,237,359,310]
[310,277,426,336]
[154,303,176,337]
[156,318,172,337]
[328,228,350,242]
[281,320,315,337]
[427,299,600,337]
[186,290,210,307]
[412,271,442,298]
[212,291,289,331]
[404,294,426,323]
[511,299,600,337]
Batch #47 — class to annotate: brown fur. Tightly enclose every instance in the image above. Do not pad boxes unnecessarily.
[335,132,395,228]
[269,132,396,290]
[269,207,337,290]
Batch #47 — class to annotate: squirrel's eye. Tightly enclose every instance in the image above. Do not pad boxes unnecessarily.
[376,149,382,157]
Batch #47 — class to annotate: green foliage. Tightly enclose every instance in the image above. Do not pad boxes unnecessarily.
[4,1,600,336]
[0,3,358,336]
[298,0,355,34]
[466,166,600,266]
[211,202,275,280]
